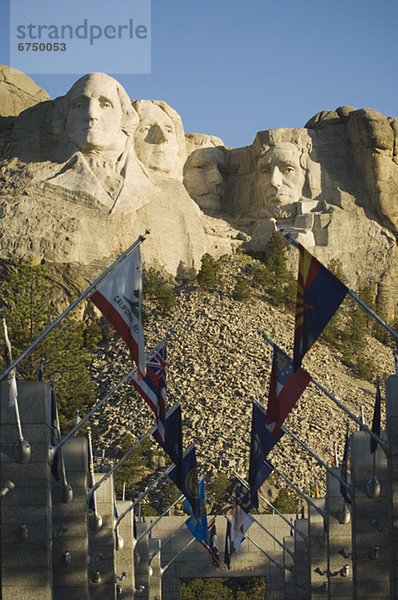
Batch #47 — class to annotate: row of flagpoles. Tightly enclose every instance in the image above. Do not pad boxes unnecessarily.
[1,227,398,574]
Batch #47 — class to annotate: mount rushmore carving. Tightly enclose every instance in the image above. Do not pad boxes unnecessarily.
[0,66,397,320]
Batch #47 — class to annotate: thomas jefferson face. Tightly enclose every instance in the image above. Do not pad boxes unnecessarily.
[184,148,226,211]
[134,103,180,175]
[257,142,305,211]
[66,74,125,153]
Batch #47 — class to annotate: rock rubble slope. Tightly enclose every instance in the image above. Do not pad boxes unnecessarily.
[90,254,392,497]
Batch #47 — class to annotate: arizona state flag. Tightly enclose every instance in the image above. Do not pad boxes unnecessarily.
[294,244,347,370]
[90,247,146,377]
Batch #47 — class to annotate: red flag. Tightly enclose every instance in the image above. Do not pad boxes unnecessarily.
[267,344,312,439]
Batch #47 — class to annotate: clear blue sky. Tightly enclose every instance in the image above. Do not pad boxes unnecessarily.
[1,0,397,148]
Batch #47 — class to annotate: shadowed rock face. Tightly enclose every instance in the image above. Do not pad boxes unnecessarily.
[0,71,397,320]
[183,147,226,213]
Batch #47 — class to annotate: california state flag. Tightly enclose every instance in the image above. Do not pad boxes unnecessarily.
[90,247,146,377]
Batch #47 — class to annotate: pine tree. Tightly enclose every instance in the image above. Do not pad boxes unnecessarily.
[0,260,95,431]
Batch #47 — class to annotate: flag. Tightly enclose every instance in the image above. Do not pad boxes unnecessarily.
[267,345,312,439]
[340,427,352,505]
[155,404,183,486]
[370,377,381,455]
[248,402,278,508]
[38,357,45,381]
[73,410,80,437]
[131,342,167,443]
[2,316,18,408]
[184,478,208,545]
[230,502,254,555]
[314,476,320,498]
[294,244,347,370]
[200,517,220,568]
[90,247,146,376]
[232,481,254,513]
[100,448,105,473]
[224,519,232,569]
[169,445,200,519]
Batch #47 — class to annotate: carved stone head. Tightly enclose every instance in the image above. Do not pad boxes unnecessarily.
[132,99,186,179]
[61,73,137,156]
[183,146,226,211]
[253,129,312,218]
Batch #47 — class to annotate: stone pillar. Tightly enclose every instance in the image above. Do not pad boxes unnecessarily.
[0,381,52,600]
[350,430,390,599]
[283,536,296,600]
[265,563,284,600]
[325,466,353,599]
[88,473,117,600]
[148,538,162,600]
[115,500,135,599]
[294,517,310,599]
[52,436,89,600]
[135,522,150,600]
[308,498,328,599]
[386,375,398,599]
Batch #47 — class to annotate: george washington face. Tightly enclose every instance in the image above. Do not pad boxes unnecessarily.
[66,74,126,154]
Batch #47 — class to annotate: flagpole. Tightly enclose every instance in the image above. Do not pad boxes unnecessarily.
[1,312,31,462]
[0,231,150,384]
[225,516,289,573]
[160,536,196,575]
[233,473,309,540]
[51,333,171,454]
[136,494,185,547]
[265,460,326,518]
[115,462,176,528]
[280,228,398,343]
[88,399,181,497]
[281,422,351,491]
[227,494,293,557]
[257,329,388,453]
[50,380,73,503]
[149,519,188,562]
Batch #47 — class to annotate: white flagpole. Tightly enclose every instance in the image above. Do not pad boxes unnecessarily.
[0,231,150,384]
[281,228,398,343]
[1,312,31,463]
[257,329,388,452]
[115,461,176,528]
[225,516,289,573]
[136,494,185,547]
[227,493,293,556]
[149,519,188,562]
[160,537,196,575]
[233,472,309,540]
[88,399,181,496]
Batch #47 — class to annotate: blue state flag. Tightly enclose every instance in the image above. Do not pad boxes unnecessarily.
[154,403,183,486]
[184,478,208,545]
[248,402,277,508]
[169,444,200,519]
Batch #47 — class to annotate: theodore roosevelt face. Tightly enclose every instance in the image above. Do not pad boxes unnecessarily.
[257,142,305,210]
